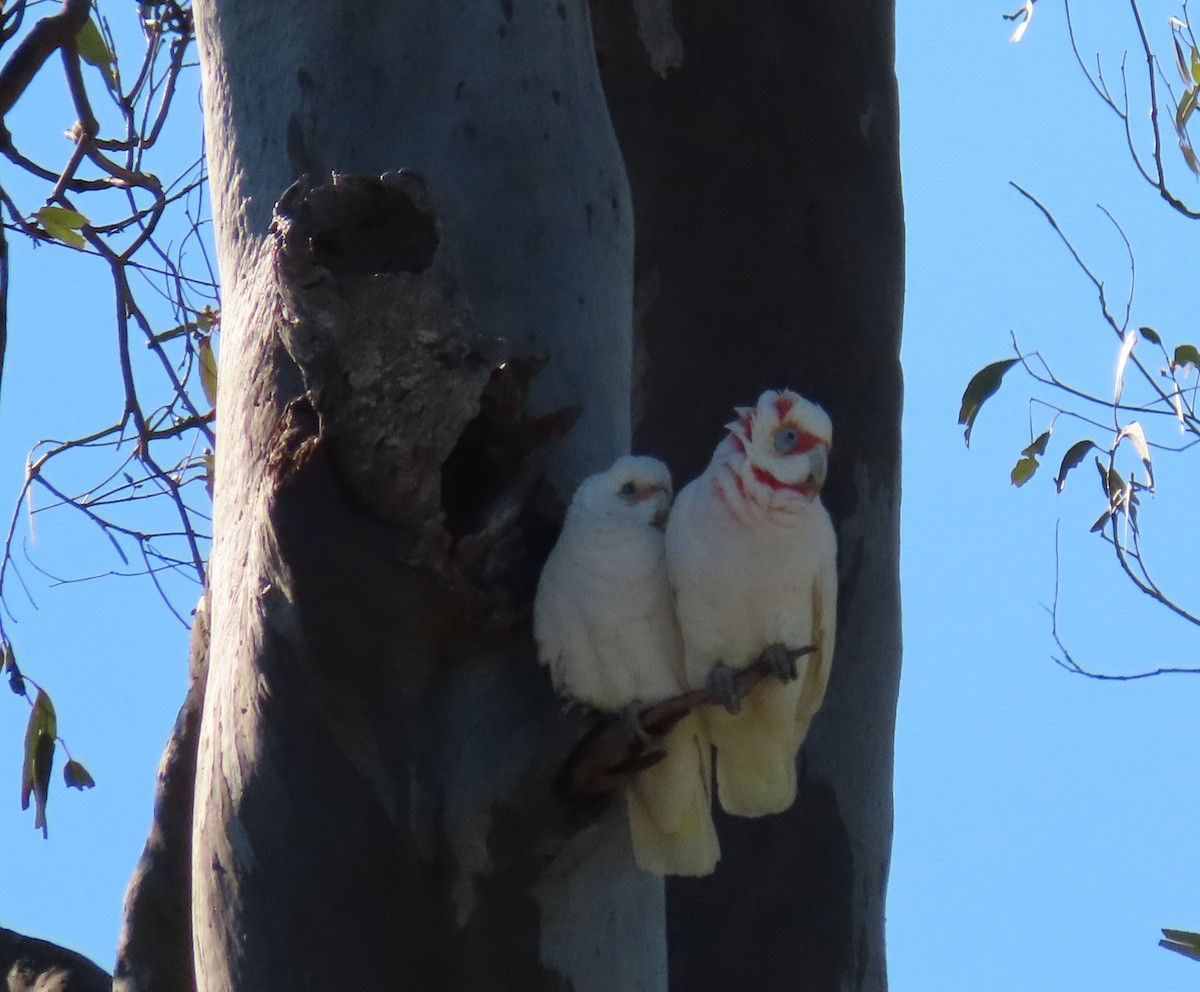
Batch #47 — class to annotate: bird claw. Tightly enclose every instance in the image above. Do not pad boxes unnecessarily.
[760,642,800,682]
[622,701,654,743]
[707,663,741,714]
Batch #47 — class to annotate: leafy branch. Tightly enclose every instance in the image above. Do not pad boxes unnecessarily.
[960,188,1200,672]
[0,0,216,834]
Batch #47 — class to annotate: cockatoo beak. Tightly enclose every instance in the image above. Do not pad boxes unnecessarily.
[807,444,829,492]
[638,485,671,529]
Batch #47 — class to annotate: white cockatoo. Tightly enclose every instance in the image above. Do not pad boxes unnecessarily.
[666,389,837,818]
[534,455,719,876]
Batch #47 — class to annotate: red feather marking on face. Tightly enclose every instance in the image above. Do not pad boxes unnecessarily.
[751,464,816,497]
[773,394,796,419]
[790,431,830,455]
[740,412,754,443]
[727,433,747,454]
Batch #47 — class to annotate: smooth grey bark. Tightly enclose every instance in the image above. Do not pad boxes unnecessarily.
[590,2,904,989]
[191,2,653,991]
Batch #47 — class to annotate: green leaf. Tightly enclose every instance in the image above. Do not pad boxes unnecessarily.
[1173,344,1200,371]
[1192,46,1200,86]
[1175,36,1191,85]
[4,641,25,696]
[21,691,57,839]
[1117,421,1154,490]
[1183,142,1200,177]
[1138,326,1162,346]
[149,324,191,346]
[198,335,218,407]
[1114,330,1136,404]
[76,18,116,87]
[1010,455,1039,487]
[1055,440,1096,493]
[35,205,89,249]
[1099,459,1126,501]
[149,308,220,346]
[1170,387,1187,428]
[1022,430,1051,458]
[63,759,95,791]
[1161,928,1200,962]
[1090,506,1114,533]
[1176,86,1198,133]
[958,358,1018,446]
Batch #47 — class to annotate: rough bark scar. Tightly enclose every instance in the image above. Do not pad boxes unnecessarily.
[265,395,322,486]
[268,172,578,625]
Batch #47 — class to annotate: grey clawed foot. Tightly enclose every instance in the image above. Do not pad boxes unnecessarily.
[761,642,800,682]
[622,701,653,743]
[707,663,741,714]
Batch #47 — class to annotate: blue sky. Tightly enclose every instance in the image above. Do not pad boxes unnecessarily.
[2,2,1200,989]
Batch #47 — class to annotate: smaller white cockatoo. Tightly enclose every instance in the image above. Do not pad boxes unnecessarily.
[666,389,837,818]
[534,455,719,876]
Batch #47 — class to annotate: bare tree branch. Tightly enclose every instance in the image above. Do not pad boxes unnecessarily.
[0,0,91,120]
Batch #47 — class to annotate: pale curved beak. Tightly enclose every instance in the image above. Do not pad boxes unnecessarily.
[808,445,829,492]
[642,486,672,529]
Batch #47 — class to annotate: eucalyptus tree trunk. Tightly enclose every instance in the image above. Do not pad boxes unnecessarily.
[190,2,653,990]
[590,2,904,989]
[143,1,901,991]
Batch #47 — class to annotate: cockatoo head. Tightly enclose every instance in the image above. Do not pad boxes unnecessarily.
[571,455,674,529]
[723,389,832,506]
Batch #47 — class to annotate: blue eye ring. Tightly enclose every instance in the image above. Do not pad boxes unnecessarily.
[773,428,799,454]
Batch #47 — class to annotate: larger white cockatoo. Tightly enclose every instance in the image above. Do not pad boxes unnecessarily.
[534,455,719,876]
[666,389,837,818]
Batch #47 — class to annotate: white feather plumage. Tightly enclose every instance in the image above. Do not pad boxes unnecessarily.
[534,455,719,875]
[666,389,838,818]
